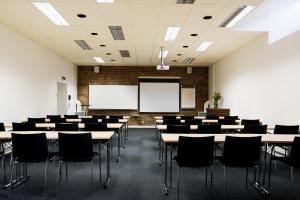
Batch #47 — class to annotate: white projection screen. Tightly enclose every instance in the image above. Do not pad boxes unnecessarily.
[181,88,196,109]
[89,85,138,110]
[139,77,180,113]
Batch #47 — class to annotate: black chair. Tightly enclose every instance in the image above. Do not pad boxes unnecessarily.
[218,119,237,125]
[163,116,177,120]
[217,136,261,195]
[241,119,260,125]
[84,123,108,131]
[57,132,94,183]
[10,133,48,189]
[180,116,195,120]
[206,115,219,120]
[12,122,36,131]
[0,123,5,131]
[242,125,267,134]
[81,118,99,124]
[102,118,119,123]
[28,118,46,123]
[166,125,191,133]
[224,116,239,120]
[64,115,78,119]
[55,123,79,131]
[176,136,215,200]
[183,119,202,125]
[162,119,181,125]
[47,115,61,119]
[50,118,66,123]
[92,115,107,119]
[197,125,221,134]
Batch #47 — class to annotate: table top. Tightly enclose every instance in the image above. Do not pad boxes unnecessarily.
[161,133,299,144]
[157,124,244,130]
[44,118,128,123]
[0,131,114,140]
[155,119,241,124]
[79,116,130,119]
[4,123,124,129]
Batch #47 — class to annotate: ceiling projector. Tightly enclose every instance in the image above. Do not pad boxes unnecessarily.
[156,64,170,70]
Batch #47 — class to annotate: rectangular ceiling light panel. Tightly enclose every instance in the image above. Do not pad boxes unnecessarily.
[32,2,69,26]
[164,27,181,41]
[109,26,125,40]
[220,5,255,28]
[196,41,213,52]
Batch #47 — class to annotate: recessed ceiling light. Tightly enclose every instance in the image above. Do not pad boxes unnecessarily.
[99,44,106,47]
[203,16,213,20]
[32,2,69,26]
[182,46,189,48]
[77,14,86,18]
[158,50,169,58]
[196,41,213,52]
[164,27,181,41]
[94,57,105,63]
[96,0,114,3]
[177,53,182,56]
[91,33,98,35]
[172,60,177,62]
[111,59,116,61]
[106,53,111,55]
[190,33,198,37]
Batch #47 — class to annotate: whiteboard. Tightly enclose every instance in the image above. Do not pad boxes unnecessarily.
[181,88,196,109]
[89,85,138,110]
[139,82,180,113]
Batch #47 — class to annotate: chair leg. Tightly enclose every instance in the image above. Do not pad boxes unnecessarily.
[57,161,62,183]
[245,167,248,189]
[9,160,15,190]
[44,161,48,189]
[90,159,93,183]
[223,166,227,199]
[177,167,180,200]
[290,166,294,184]
[269,146,274,188]
[205,167,208,189]
[210,166,214,190]
[65,162,68,183]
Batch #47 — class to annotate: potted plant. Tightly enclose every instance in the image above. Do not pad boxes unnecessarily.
[212,92,222,108]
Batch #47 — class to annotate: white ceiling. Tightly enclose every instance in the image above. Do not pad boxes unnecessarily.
[0,0,264,66]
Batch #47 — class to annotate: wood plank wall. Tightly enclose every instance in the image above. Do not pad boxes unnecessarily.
[77,66,208,124]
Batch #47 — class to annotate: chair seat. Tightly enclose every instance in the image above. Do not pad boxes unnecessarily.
[217,156,258,167]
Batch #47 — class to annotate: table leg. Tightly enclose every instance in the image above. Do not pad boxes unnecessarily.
[104,140,111,189]
[164,143,168,195]
[98,141,102,183]
[117,128,121,163]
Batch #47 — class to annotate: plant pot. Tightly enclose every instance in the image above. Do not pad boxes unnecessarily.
[214,101,218,108]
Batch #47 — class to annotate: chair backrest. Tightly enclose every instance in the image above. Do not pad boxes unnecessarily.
[162,116,177,120]
[12,122,36,131]
[81,118,98,123]
[224,116,239,120]
[183,119,202,125]
[223,136,261,167]
[218,119,237,125]
[177,136,215,167]
[290,137,300,167]
[84,123,108,131]
[274,125,299,134]
[11,133,48,162]
[166,125,191,133]
[55,123,79,131]
[242,125,267,134]
[64,115,79,119]
[180,116,195,120]
[28,118,46,123]
[205,115,219,120]
[47,115,61,119]
[0,123,5,131]
[92,115,107,119]
[50,118,66,123]
[102,118,119,123]
[109,116,123,119]
[197,124,221,134]
[241,119,260,125]
[58,132,93,162]
[162,119,181,125]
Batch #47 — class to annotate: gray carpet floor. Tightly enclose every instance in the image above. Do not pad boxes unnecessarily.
[0,128,300,200]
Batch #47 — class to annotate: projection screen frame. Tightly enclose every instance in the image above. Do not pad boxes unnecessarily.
[138,77,181,113]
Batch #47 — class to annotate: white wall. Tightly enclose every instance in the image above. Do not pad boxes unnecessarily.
[0,24,77,122]
[211,31,300,126]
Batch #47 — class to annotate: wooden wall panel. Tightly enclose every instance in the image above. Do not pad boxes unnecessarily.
[77,66,208,124]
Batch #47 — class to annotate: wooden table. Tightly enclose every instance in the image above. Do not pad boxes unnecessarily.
[155,119,241,124]
[45,118,128,123]
[0,131,114,189]
[161,133,298,195]
[157,124,244,130]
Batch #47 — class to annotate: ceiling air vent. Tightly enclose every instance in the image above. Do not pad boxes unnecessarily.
[119,50,130,57]
[74,40,92,50]
[109,26,125,40]
[176,0,195,4]
[220,5,248,27]
[183,58,195,64]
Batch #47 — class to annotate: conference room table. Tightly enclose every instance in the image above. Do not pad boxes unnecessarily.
[4,123,126,162]
[155,119,242,124]
[79,115,130,119]
[0,131,114,189]
[161,133,298,195]
[154,116,227,120]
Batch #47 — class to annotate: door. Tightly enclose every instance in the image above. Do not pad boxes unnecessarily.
[57,82,68,115]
